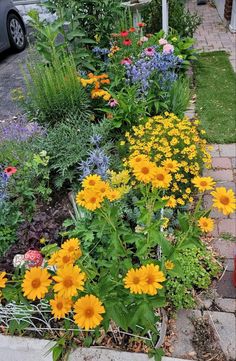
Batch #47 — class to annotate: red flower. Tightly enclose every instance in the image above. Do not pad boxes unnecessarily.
[129,27,136,32]
[120,30,129,37]
[4,166,17,176]
[123,39,132,46]
[137,22,145,28]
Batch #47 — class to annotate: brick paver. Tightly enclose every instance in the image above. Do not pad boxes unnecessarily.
[187,0,236,71]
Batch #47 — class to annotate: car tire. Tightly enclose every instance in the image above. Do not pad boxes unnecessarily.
[7,13,26,52]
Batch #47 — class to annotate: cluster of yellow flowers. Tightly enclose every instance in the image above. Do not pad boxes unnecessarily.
[192,176,236,233]
[108,169,131,195]
[108,45,120,57]
[79,73,111,101]
[16,238,105,330]
[124,113,212,206]
[76,174,122,211]
[124,262,173,295]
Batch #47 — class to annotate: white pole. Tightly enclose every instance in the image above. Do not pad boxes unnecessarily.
[162,0,169,34]
[229,0,236,33]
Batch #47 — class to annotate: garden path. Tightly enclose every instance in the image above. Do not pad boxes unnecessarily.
[170,4,236,361]
[186,0,236,71]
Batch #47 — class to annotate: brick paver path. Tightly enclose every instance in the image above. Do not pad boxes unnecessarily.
[187,0,236,71]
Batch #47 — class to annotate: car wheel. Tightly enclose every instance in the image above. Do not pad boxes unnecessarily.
[7,13,26,52]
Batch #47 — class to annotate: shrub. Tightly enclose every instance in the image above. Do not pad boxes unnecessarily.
[143,0,201,38]
[165,247,221,309]
[19,54,91,125]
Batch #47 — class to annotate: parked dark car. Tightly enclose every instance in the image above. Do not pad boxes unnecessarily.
[0,0,27,53]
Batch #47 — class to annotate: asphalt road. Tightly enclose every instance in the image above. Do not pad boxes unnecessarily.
[0,47,28,121]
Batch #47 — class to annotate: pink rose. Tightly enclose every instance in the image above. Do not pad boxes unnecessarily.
[159,38,168,45]
[163,43,174,54]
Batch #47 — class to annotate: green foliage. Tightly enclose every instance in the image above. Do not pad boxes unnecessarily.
[143,0,201,38]
[37,121,93,188]
[21,53,91,125]
[167,77,190,118]
[166,247,221,310]
[0,225,17,257]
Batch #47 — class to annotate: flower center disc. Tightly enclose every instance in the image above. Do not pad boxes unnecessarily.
[68,247,75,252]
[200,181,207,187]
[220,196,230,205]
[156,174,164,181]
[133,276,140,284]
[57,302,63,310]
[63,277,73,288]
[147,276,154,285]
[90,197,97,204]
[62,255,70,263]
[31,278,41,288]
[89,180,96,186]
[85,308,94,318]
[141,167,149,174]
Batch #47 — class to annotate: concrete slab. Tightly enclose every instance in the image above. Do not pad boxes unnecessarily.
[215,298,236,313]
[217,271,236,299]
[0,335,191,361]
[204,311,236,360]
[171,310,201,360]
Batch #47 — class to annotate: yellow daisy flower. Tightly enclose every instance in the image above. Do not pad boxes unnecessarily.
[165,260,174,270]
[61,238,80,253]
[50,295,72,320]
[22,267,51,301]
[129,154,149,168]
[162,159,179,173]
[198,217,214,232]
[82,174,102,188]
[53,264,85,298]
[56,249,76,268]
[192,176,215,192]
[152,167,172,189]
[141,264,166,295]
[73,294,105,330]
[76,190,103,211]
[47,251,60,266]
[0,272,7,288]
[132,160,156,184]
[124,268,146,294]
[211,187,236,215]
[106,188,122,202]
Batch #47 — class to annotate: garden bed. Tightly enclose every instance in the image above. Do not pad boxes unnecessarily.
[0,1,235,361]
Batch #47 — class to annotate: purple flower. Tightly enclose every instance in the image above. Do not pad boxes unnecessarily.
[0,166,9,203]
[0,120,45,143]
[159,38,168,45]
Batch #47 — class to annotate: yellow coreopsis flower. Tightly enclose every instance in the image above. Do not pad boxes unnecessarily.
[198,217,214,232]
[22,267,51,301]
[0,272,7,289]
[53,264,85,298]
[162,159,180,173]
[132,159,157,184]
[141,264,166,295]
[192,176,215,192]
[165,260,174,270]
[211,187,236,215]
[124,268,146,294]
[50,295,72,320]
[82,174,102,188]
[76,189,103,211]
[56,249,76,268]
[74,294,105,330]
[61,238,80,253]
[152,167,172,189]
[106,188,122,202]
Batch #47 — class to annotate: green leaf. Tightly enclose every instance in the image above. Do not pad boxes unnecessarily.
[83,336,93,347]
[53,345,63,361]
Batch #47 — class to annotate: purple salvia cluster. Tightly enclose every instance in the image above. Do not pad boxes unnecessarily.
[92,47,110,56]
[125,47,183,93]
[0,120,46,143]
[78,135,110,180]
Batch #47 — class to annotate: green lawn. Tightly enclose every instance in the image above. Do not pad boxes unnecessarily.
[194,51,236,143]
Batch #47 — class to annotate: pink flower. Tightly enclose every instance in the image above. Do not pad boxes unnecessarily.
[144,47,155,57]
[123,39,132,46]
[121,57,132,65]
[163,43,174,54]
[120,30,129,37]
[140,36,148,42]
[159,38,168,46]
[108,99,118,107]
[4,166,17,176]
